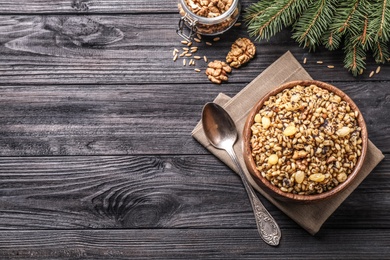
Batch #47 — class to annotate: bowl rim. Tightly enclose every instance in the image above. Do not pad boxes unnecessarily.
[242,80,368,202]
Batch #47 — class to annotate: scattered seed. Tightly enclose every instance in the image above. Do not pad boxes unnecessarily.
[179,52,186,57]
[327,65,334,69]
[206,42,212,46]
[183,59,186,66]
[187,42,192,46]
[196,33,202,39]
[213,37,220,42]
[376,66,381,74]
[303,57,307,64]
[185,53,192,57]
[173,54,178,61]
[181,40,188,45]
[203,56,208,62]
[369,71,375,77]
[194,38,201,43]
[189,59,194,66]
[183,47,189,51]
[194,68,201,72]
[234,22,241,27]
[316,61,323,64]
[194,56,201,60]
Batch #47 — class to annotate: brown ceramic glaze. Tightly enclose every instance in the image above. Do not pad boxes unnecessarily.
[243,80,368,203]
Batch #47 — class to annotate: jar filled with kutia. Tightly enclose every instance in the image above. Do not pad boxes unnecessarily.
[177,0,240,41]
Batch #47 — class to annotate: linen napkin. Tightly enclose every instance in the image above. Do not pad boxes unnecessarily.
[192,51,385,235]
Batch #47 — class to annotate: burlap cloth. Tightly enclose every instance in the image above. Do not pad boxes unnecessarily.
[192,51,384,235]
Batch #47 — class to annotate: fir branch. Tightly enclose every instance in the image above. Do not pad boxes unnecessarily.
[343,34,366,76]
[244,0,275,25]
[372,40,390,63]
[244,0,390,76]
[369,0,390,41]
[322,0,360,50]
[292,0,338,50]
[244,0,311,40]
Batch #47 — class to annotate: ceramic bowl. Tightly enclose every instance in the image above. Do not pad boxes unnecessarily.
[242,80,368,203]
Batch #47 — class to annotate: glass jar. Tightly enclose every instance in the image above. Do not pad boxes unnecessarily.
[177,0,241,41]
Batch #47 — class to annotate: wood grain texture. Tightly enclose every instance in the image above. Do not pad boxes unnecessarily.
[0,155,388,230]
[0,229,389,259]
[0,82,388,156]
[0,1,389,258]
[0,15,389,85]
[0,0,176,14]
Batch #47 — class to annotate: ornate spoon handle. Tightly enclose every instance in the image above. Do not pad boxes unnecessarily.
[226,147,281,246]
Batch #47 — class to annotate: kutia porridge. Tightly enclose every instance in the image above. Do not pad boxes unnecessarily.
[249,84,363,195]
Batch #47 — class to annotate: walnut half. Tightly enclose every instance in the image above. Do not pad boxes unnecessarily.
[205,60,232,84]
[226,38,256,68]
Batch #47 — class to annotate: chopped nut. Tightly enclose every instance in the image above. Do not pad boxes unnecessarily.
[262,116,271,129]
[226,38,256,68]
[309,173,325,182]
[337,172,347,183]
[254,114,261,123]
[336,126,350,137]
[283,125,297,136]
[268,154,279,165]
[295,171,305,184]
[205,60,232,84]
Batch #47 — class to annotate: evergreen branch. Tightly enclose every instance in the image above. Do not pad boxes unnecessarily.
[322,0,360,50]
[337,0,360,33]
[343,33,366,76]
[244,1,275,25]
[292,0,338,50]
[369,0,390,41]
[244,0,390,76]
[245,0,311,40]
[372,40,390,63]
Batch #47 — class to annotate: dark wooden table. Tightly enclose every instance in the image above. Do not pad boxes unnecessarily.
[0,1,389,259]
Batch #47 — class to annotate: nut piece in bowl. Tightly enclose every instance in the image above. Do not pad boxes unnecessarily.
[243,80,368,203]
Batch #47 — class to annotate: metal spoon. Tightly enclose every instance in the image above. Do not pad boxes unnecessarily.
[202,102,281,246]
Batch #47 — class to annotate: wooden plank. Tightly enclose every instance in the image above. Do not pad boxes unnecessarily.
[0,82,388,156]
[0,229,389,259]
[0,0,175,14]
[0,15,388,85]
[0,155,388,230]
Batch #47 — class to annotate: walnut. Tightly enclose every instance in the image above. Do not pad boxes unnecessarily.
[205,60,232,84]
[226,38,256,68]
